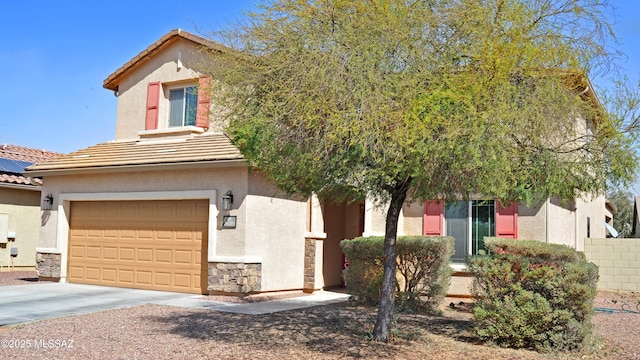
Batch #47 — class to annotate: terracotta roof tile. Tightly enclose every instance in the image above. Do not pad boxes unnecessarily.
[0,144,62,188]
[26,133,243,174]
[0,173,41,186]
[0,144,63,163]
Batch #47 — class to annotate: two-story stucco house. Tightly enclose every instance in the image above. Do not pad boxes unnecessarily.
[27,29,608,296]
[27,29,361,294]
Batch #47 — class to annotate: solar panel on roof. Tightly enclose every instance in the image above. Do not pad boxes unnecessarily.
[0,158,33,174]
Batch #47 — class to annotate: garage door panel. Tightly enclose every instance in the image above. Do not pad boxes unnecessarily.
[156,230,173,240]
[68,200,208,294]
[137,248,153,262]
[69,245,85,258]
[121,204,137,217]
[136,271,153,285]
[86,229,102,238]
[174,274,192,288]
[102,268,117,282]
[119,270,134,284]
[120,229,136,239]
[103,229,118,238]
[86,246,101,259]
[118,247,134,261]
[86,205,103,218]
[154,272,172,286]
[174,250,193,265]
[103,203,120,218]
[138,229,154,240]
[68,266,84,279]
[85,267,100,281]
[156,249,172,263]
[175,231,194,241]
[103,247,118,260]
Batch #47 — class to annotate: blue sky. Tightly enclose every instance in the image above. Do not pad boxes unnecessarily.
[1,1,639,188]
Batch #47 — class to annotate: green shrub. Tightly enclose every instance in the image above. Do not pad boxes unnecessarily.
[341,236,454,313]
[467,237,598,351]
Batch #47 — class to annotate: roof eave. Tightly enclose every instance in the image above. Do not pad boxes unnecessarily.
[103,29,230,91]
[25,158,247,177]
[0,182,42,191]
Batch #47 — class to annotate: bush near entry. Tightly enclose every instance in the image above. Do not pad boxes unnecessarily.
[466,237,599,351]
[340,236,454,313]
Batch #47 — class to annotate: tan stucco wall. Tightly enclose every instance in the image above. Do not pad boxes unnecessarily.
[246,172,307,291]
[372,195,605,253]
[517,201,547,242]
[363,197,387,236]
[39,167,314,292]
[402,201,423,235]
[0,187,41,268]
[114,38,221,141]
[574,194,606,250]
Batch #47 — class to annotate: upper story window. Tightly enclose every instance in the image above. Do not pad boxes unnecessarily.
[144,77,210,132]
[169,86,197,127]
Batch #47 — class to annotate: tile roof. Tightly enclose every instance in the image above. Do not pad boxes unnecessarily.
[0,144,63,188]
[26,133,244,175]
[0,173,42,186]
[103,29,230,91]
[0,144,63,163]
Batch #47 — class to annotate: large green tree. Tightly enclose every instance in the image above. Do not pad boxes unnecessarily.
[607,189,634,237]
[205,0,637,341]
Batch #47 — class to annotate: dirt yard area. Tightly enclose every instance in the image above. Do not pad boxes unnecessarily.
[1,271,638,359]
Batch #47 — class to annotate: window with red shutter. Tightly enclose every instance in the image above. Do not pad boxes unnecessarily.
[145,82,160,130]
[423,201,444,236]
[424,199,518,262]
[196,76,211,129]
[495,202,518,239]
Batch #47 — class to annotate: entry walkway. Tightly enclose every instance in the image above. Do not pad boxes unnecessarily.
[0,282,350,327]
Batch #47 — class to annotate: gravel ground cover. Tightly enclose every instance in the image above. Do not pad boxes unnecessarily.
[1,271,639,359]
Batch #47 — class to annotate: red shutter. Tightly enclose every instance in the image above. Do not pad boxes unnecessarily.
[423,201,444,236]
[496,201,518,238]
[145,82,160,130]
[196,76,211,129]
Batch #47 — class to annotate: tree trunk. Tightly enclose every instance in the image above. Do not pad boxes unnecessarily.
[372,177,412,342]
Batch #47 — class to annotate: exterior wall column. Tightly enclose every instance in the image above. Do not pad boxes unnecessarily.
[303,194,327,293]
[362,196,386,237]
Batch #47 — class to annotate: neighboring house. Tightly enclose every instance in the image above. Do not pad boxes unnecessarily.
[0,144,62,270]
[605,199,617,237]
[27,29,610,296]
[631,196,640,238]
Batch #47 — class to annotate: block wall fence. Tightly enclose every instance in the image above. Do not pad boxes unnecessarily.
[584,238,640,292]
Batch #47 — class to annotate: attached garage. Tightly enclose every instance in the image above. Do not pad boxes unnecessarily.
[67,199,209,294]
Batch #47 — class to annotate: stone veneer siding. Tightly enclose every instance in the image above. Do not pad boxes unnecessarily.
[303,238,316,292]
[584,238,640,292]
[208,262,261,294]
[35,251,61,280]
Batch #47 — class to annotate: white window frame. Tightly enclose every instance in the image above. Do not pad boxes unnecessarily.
[444,200,495,262]
[165,83,198,128]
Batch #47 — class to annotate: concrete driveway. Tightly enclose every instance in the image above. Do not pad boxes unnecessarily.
[0,282,195,327]
[0,282,350,327]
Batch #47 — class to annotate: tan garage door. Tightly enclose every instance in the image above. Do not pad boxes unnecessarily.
[68,200,208,294]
